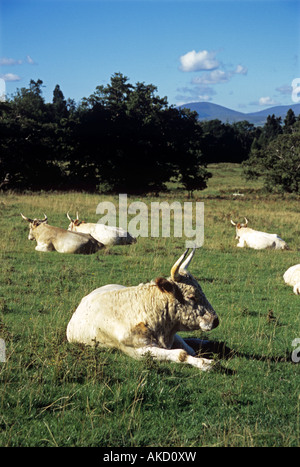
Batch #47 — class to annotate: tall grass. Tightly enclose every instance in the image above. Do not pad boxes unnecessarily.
[0,164,299,447]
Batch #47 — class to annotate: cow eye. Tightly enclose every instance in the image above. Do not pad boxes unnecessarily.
[187,295,196,302]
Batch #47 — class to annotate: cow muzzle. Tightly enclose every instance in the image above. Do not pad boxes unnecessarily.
[201,313,219,331]
[211,315,219,329]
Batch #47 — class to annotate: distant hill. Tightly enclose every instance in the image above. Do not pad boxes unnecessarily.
[178,102,300,126]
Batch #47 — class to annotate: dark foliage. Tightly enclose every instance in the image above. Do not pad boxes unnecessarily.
[1,74,298,194]
[0,75,211,194]
[243,112,300,193]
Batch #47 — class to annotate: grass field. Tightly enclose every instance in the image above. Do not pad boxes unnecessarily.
[0,163,299,447]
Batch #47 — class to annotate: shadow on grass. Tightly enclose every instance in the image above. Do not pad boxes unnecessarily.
[183,338,293,375]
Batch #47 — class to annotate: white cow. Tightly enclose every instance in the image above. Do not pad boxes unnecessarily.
[231,218,288,250]
[21,213,104,254]
[67,212,136,246]
[67,248,220,371]
[283,264,300,295]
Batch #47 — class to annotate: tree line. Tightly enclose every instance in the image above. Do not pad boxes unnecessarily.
[0,73,299,193]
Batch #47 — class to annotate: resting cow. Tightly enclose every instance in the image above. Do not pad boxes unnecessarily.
[231,218,288,250]
[21,213,103,254]
[67,212,136,246]
[283,264,300,295]
[67,248,219,371]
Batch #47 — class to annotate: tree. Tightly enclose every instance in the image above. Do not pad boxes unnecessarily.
[164,107,211,196]
[283,108,296,134]
[263,132,300,192]
[72,75,210,194]
[243,127,300,193]
[0,80,66,190]
[83,72,134,115]
[0,74,213,194]
[199,119,257,163]
[52,84,68,121]
[258,114,282,145]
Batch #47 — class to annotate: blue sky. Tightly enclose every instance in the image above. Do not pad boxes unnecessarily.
[0,0,299,112]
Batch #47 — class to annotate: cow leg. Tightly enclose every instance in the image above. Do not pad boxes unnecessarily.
[184,338,233,359]
[172,334,196,356]
[293,282,300,295]
[35,242,54,252]
[134,346,214,371]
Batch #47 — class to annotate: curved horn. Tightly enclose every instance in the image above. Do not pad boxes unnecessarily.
[76,211,79,220]
[20,213,33,223]
[179,246,196,274]
[231,219,236,226]
[41,213,48,223]
[171,249,190,282]
[67,211,73,222]
[243,217,248,227]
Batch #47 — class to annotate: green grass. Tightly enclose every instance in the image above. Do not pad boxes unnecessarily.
[0,163,299,447]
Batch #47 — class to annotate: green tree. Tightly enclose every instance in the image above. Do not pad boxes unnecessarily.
[258,114,282,145]
[73,74,210,194]
[0,80,66,189]
[0,74,213,194]
[199,119,256,163]
[243,128,300,193]
[163,107,211,196]
[283,108,296,134]
[52,84,68,121]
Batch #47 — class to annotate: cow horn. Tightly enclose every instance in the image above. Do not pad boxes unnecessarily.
[180,246,196,274]
[76,211,79,220]
[231,219,236,226]
[243,217,248,227]
[41,213,48,223]
[171,248,190,282]
[20,213,33,223]
[67,211,73,222]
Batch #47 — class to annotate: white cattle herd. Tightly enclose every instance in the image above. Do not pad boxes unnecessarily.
[20,212,298,372]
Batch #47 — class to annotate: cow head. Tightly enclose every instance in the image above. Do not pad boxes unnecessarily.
[67,212,85,231]
[21,213,48,240]
[231,217,248,239]
[155,248,219,332]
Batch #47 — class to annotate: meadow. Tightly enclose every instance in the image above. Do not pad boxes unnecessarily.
[0,163,299,447]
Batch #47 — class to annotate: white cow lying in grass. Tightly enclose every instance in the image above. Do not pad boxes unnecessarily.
[231,218,288,250]
[67,248,220,371]
[21,213,103,254]
[283,264,300,295]
[67,212,136,246]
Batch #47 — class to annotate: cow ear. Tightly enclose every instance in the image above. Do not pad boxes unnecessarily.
[155,277,174,294]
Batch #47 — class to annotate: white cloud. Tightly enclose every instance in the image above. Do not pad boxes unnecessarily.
[235,64,248,75]
[192,64,248,85]
[179,50,219,72]
[26,55,35,64]
[276,84,292,95]
[0,55,36,66]
[178,50,248,104]
[0,73,21,82]
[259,96,277,106]
[192,69,230,85]
[0,57,23,66]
